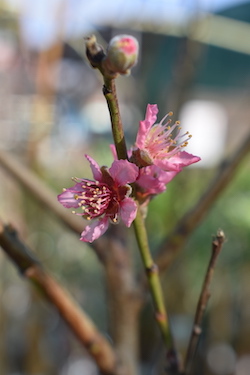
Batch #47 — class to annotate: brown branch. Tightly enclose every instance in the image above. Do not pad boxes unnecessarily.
[184,229,226,375]
[0,149,84,235]
[0,218,118,375]
[155,132,250,273]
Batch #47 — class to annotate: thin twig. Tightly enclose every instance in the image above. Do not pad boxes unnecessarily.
[103,77,128,160]
[155,132,250,273]
[0,218,118,375]
[184,229,226,375]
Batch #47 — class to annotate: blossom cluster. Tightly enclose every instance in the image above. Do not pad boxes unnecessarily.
[58,104,200,242]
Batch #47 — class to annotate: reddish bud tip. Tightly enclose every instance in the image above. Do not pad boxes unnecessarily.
[105,34,139,75]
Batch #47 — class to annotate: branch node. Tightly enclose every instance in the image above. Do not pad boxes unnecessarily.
[155,311,167,323]
[145,263,159,276]
[193,324,202,335]
[103,84,112,96]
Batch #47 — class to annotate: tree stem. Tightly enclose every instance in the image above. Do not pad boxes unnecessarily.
[103,78,128,160]
[133,209,172,347]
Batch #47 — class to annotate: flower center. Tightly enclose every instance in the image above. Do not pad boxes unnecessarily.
[74,180,113,220]
[145,114,192,160]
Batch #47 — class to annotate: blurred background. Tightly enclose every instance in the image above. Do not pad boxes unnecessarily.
[0,0,250,374]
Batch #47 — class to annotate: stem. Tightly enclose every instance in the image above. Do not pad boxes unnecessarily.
[133,209,179,373]
[103,77,128,160]
[184,229,226,375]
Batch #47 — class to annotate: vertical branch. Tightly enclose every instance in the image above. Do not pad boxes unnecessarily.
[133,209,179,374]
[184,229,226,375]
[103,77,128,160]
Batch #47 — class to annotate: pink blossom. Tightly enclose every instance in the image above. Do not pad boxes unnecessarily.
[136,165,178,199]
[133,104,201,172]
[58,155,138,243]
[110,144,178,201]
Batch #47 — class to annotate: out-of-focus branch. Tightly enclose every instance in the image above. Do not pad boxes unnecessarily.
[184,229,226,375]
[0,218,118,375]
[156,132,250,273]
[0,149,84,235]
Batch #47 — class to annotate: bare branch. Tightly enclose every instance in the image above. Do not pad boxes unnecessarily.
[184,229,226,375]
[0,218,118,375]
[0,149,84,235]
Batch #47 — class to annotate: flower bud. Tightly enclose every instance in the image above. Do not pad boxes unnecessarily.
[105,35,139,75]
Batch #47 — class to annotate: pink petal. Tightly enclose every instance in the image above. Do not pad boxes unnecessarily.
[158,151,201,171]
[174,151,201,167]
[120,197,138,227]
[136,104,158,148]
[57,184,82,208]
[109,159,138,186]
[109,144,118,160]
[136,166,168,195]
[85,154,102,181]
[159,170,179,184]
[80,217,109,242]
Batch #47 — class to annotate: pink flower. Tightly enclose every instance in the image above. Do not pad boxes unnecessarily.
[58,155,138,243]
[132,104,201,172]
[136,165,178,199]
[110,144,178,201]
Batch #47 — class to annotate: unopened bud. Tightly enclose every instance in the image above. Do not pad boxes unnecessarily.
[104,35,139,75]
